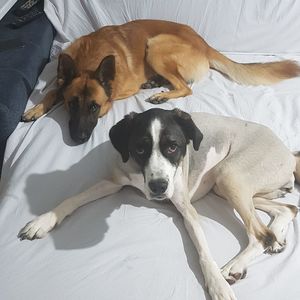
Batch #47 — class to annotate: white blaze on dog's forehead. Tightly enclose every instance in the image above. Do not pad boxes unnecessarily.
[150,118,162,147]
[147,118,165,179]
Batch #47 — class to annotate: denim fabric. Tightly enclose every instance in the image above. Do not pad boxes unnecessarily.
[0,0,55,173]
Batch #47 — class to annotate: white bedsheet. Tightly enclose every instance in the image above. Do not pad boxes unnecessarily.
[0,1,300,299]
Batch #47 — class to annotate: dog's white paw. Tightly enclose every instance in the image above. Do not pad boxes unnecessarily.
[221,261,247,285]
[274,227,288,246]
[18,212,58,241]
[265,240,286,255]
[206,269,237,300]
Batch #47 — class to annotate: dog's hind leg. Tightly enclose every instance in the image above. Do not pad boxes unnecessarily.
[21,89,61,122]
[145,63,192,104]
[257,179,294,199]
[253,197,298,253]
[145,34,209,104]
[221,233,264,285]
[213,172,278,285]
[221,196,298,285]
[140,75,170,89]
[18,180,122,240]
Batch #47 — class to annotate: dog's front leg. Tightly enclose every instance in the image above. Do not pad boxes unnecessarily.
[171,194,236,300]
[21,89,60,122]
[18,180,121,240]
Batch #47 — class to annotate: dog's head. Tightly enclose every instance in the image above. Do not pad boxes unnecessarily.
[109,108,203,200]
[57,53,115,144]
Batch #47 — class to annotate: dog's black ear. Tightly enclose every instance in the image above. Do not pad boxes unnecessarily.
[95,55,115,97]
[172,109,203,150]
[109,112,137,162]
[57,53,77,87]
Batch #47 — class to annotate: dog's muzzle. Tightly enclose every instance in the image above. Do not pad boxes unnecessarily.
[68,114,99,144]
[69,120,93,144]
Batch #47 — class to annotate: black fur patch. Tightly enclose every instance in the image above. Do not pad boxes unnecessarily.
[110,108,203,169]
[140,75,170,89]
[95,55,115,98]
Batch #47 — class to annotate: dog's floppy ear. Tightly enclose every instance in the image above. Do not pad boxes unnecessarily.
[172,108,203,150]
[95,55,115,97]
[57,53,77,87]
[109,112,137,162]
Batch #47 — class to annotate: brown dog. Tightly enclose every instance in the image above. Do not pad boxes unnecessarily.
[22,19,300,143]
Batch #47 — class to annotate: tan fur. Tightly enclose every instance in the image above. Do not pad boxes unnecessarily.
[22,19,300,121]
[21,89,59,121]
[208,48,300,85]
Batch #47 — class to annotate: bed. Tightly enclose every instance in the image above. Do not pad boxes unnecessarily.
[0,1,300,299]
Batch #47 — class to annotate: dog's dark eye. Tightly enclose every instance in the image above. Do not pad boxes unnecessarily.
[90,102,99,113]
[167,144,177,154]
[136,147,145,155]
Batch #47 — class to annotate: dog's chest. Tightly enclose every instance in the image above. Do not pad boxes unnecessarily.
[188,146,228,202]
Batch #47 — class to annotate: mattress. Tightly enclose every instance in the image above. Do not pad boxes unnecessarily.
[0,1,300,299]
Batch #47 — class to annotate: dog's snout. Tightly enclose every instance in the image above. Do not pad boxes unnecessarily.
[69,118,94,144]
[70,130,90,144]
[148,179,168,195]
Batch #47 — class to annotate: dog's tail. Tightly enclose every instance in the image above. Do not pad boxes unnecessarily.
[293,152,300,184]
[207,48,300,85]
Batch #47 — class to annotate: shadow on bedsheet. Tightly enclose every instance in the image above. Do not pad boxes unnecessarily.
[23,141,247,299]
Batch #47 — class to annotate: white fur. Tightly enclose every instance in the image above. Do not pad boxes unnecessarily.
[189,146,228,202]
[221,234,264,283]
[19,212,58,239]
[18,180,121,240]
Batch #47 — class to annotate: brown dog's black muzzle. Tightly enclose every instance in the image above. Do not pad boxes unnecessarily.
[67,99,101,144]
[69,117,98,144]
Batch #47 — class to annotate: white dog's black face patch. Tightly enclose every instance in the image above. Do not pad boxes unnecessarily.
[109,108,203,200]
[130,117,187,200]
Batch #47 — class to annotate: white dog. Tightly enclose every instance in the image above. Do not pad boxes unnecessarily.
[19,108,299,300]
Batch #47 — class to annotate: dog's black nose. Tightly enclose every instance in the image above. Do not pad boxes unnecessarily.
[78,132,88,142]
[70,131,90,144]
[148,179,168,195]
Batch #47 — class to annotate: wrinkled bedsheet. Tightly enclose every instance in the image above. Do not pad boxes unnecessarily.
[0,1,300,299]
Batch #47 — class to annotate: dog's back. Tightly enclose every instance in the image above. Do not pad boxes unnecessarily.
[188,112,295,199]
